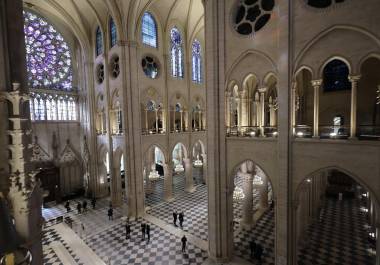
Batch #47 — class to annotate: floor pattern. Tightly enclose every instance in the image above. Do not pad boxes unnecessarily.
[297,197,376,265]
[43,247,63,265]
[85,218,208,265]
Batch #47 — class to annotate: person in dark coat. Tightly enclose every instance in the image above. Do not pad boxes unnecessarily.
[82,200,87,212]
[65,201,70,213]
[91,198,96,209]
[173,211,178,227]
[254,243,263,262]
[141,223,146,240]
[108,207,113,220]
[250,240,257,258]
[146,224,151,242]
[125,222,131,239]
[179,212,184,228]
[181,235,187,253]
[77,202,82,214]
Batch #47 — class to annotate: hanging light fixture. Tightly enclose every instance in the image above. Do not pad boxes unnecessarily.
[233,187,245,201]
[193,155,203,168]
[148,170,160,181]
[252,175,263,186]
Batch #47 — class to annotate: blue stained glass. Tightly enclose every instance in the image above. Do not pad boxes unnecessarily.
[23,11,73,91]
[142,12,158,48]
[109,17,117,48]
[96,26,103,56]
[170,27,184,78]
[192,39,202,84]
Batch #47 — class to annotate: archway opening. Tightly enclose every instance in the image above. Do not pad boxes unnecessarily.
[296,169,377,264]
[192,140,206,185]
[232,161,275,264]
[294,68,313,137]
[358,57,380,139]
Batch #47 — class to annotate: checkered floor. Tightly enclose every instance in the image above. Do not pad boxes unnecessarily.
[297,197,376,265]
[42,197,123,237]
[85,218,208,265]
[147,183,209,241]
[42,227,84,265]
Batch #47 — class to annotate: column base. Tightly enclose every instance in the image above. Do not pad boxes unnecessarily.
[349,136,357,140]
[312,135,320,139]
[185,186,196,193]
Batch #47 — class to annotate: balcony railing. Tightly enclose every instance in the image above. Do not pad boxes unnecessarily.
[192,128,206,132]
[170,128,190,133]
[294,125,313,138]
[357,125,380,140]
[142,128,166,135]
[319,125,349,139]
[226,126,278,138]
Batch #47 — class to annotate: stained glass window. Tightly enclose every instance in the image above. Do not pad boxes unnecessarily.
[192,40,202,84]
[46,95,57,120]
[34,95,45,120]
[170,27,184,78]
[109,17,117,48]
[23,11,73,91]
[142,12,158,48]
[96,26,103,56]
[67,97,76,120]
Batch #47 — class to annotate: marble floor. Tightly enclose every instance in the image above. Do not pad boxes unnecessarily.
[297,197,376,265]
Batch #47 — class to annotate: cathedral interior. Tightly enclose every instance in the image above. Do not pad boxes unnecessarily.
[0,0,380,264]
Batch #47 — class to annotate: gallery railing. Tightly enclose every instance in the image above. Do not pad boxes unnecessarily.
[226,126,278,138]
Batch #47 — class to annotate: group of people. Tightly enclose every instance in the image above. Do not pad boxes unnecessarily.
[250,240,264,262]
[172,210,185,228]
[64,198,97,214]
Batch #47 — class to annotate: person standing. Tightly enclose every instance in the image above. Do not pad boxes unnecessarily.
[141,223,146,240]
[82,200,87,212]
[250,240,257,258]
[181,235,187,253]
[91,197,96,209]
[77,202,82,214]
[108,207,113,221]
[146,224,150,242]
[173,211,178,227]
[125,221,131,239]
[254,243,263,262]
[179,212,184,228]
[65,201,70,213]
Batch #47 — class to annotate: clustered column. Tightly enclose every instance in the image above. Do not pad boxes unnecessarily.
[349,75,360,139]
[184,158,195,192]
[241,171,254,226]
[311,79,322,138]
[163,163,173,201]
[259,87,267,136]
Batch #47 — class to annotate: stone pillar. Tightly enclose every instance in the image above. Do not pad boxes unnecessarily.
[376,223,380,265]
[259,174,269,210]
[254,92,260,127]
[111,166,122,206]
[202,154,207,185]
[155,110,159,132]
[199,111,202,130]
[180,110,183,131]
[291,82,297,134]
[145,109,148,131]
[225,93,231,128]
[163,163,173,201]
[242,172,254,226]
[349,75,360,139]
[240,91,248,127]
[184,158,195,192]
[259,87,267,136]
[311,79,322,138]
[269,96,276,127]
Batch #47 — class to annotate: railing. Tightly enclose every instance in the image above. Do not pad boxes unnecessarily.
[142,128,166,135]
[226,126,278,138]
[192,127,206,132]
[319,125,349,139]
[294,125,313,138]
[170,128,190,133]
[112,129,123,136]
[357,125,380,140]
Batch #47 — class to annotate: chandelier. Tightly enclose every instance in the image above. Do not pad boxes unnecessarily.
[148,170,160,181]
[233,187,245,201]
[174,162,185,173]
[253,175,263,185]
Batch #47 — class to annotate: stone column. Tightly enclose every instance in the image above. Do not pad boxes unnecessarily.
[226,93,231,128]
[269,96,276,127]
[376,223,380,265]
[155,110,159,132]
[291,82,297,134]
[184,158,195,192]
[199,111,202,130]
[311,79,322,138]
[111,165,122,206]
[145,109,148,131]
[259,87,267,136]
[259,173,269,210]
[240,91,248,127]
[254,92,260,127]
[180,110,183,131]
[202,154,207,185]
[163,163,173,201]
[241,172,254,226]
[349,75,360,139]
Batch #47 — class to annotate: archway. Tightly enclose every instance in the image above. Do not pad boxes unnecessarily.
[295,168,377,264]
[357,56,380,139]
[231,160,275,264]
[172,142,194,193]
[143,145,169,208]
[192,140,206,185]
[294,68,313,137]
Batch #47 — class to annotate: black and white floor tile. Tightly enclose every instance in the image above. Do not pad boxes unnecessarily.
[85,218,208,265]
[43,247,62,265]
[297,198,376,265]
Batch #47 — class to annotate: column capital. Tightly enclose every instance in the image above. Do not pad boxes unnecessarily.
[258,87,267,94]
[311,79,323,87]
[348,75,361,82]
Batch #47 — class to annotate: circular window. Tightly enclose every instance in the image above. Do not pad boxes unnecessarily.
[233,0,275,36]
[305,0,346,8]
[96,63,104,84]
[110,55,120,79]
[142,56,159,79]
